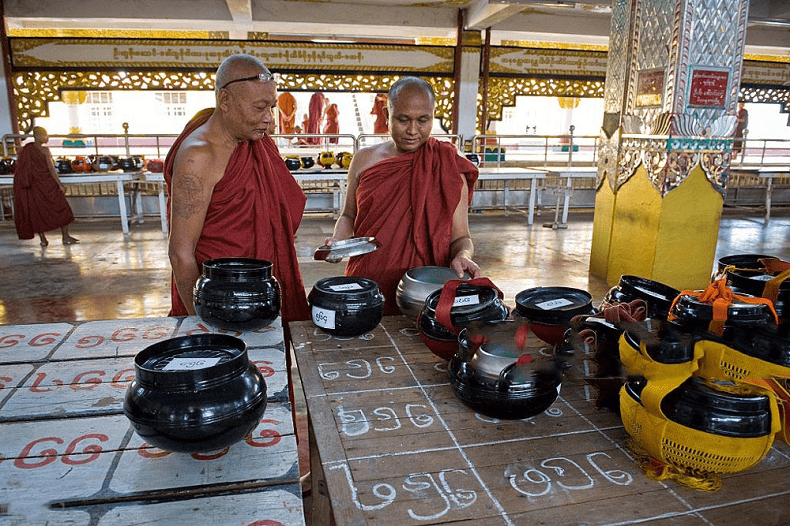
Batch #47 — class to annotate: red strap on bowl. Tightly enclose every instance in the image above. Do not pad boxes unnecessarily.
[435,277,503,333]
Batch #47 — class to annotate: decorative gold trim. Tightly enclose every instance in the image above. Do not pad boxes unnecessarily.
[12,70,456,134]
[500,40,609,52]
[7,29,223,39]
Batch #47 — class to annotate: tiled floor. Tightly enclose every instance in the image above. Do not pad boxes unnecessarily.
[1,208,789,325]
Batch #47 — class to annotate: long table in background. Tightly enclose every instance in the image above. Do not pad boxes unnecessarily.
[0,316,304,525]
[525,166,597,226]
[475,167,546,225]
[291,315,790,525]
[730,165,790,224]
[0,173,135,234]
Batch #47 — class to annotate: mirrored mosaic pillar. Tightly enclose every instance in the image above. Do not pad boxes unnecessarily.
[590,0,750,290]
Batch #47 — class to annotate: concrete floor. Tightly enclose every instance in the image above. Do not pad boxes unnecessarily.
[1,208,789,326]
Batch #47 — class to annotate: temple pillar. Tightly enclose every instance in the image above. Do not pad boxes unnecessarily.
[453,29,482,142]
[591,0,749,291]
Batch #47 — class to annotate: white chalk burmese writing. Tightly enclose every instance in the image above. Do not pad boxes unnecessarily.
[507,453,633,499]
[337,403,435,436]
[329,462,477,520]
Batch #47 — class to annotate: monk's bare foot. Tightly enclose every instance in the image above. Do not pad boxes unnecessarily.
[39,234,48,246]
[40,239,49,246]
[63,236,80,245]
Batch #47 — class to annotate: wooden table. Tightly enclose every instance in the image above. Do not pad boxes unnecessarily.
[0,173,134,234]
[526,166,597,227]
[291,316,790,525]
[0,316,304,525]
[476,167,546,225]
[730,165,790,224]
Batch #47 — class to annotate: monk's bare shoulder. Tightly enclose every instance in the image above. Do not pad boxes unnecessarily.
[170,129,225,220]
[348,141,395,176]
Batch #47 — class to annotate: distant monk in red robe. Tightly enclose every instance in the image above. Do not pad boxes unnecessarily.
[166,54,309,326]
[306,92,325,145]
[371,93,389,134]
[277,91,297,134]
[13,126,79,246]
[324,77,480,314]
[323,102,340,144]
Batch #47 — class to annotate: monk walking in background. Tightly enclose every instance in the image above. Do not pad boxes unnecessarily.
[277,91,297,134]
[13,126,79,246]
[165,53,309,326]
[306,92,325,145]
[325,77,481,314]
[371,92,389,134]
[323,101,340,144]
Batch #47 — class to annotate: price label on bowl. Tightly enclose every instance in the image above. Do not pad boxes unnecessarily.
[329,283,364,292]
[454,295,480,307]
[163,357,222,371]
[536,298,574,310]
[312,306,336,329]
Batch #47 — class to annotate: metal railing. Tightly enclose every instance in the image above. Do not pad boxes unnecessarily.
[470,132,600,168]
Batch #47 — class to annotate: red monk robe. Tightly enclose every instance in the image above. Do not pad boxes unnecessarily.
[13,142,74,240]
[306,92,325,145]
[371,93,389,134]
[164,108,310,324]
[345,138,478,315]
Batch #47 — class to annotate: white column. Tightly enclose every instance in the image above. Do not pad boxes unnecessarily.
[0,55,15,138]
[455,46,481,143]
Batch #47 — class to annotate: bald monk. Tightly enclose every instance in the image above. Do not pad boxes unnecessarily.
[165,53,309,325]
[13,126,79,246]
[277,91,297,134]
[325,77,481,315]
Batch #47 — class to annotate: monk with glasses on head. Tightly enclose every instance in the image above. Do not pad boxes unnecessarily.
[164,54,309,327]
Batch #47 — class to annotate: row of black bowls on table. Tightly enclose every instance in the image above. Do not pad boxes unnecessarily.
[283,151,353,171]
[54,155,162,174]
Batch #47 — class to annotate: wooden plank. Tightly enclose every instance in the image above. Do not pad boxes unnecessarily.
[0,348,290,421]
[1,404,299,523]
[54,318,179,360]
[291,316,790,525]
[176,315,287,349]
[0,323,75,363]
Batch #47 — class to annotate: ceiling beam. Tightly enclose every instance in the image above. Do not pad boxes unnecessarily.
[466,0,525,30]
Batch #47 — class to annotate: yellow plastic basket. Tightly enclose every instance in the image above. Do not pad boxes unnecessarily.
[696,339,790,383]
[620,386,777,475]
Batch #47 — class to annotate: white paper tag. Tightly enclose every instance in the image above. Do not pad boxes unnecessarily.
[163,357,221,371]
[312,306,336,329]
[536,298,574,310]
[329,283,364,291]
[453,294,480,307]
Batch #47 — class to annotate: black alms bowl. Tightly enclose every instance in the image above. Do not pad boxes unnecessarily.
[123,334,267,452]
[308,276,385,336]
[193,258,281,332]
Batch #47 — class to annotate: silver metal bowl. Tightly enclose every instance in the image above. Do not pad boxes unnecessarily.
[396,266,466,321]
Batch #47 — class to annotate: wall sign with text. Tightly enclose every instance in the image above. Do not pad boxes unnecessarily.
[687,66,731,108]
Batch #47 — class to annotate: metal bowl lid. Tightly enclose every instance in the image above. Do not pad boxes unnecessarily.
[515,287,593,322]
[314,237,381,263]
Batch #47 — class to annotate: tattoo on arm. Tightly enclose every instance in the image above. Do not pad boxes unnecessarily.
[172,172,205,219]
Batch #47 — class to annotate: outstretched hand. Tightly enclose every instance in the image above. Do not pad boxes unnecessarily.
[450,254,481,279]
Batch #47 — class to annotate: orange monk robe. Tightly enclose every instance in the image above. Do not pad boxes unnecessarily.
[164,108,310,324]
[13,142,74,240]
[277,91,297,134]
[345,138,478,315]
[323,103,339,144]
[306,92,325,145]
[371,93,389,134]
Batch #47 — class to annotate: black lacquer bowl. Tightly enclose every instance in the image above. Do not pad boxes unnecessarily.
[602,275,680,320]
[418,283,509,360]
[308,276,384,336]
[193,258,281,332]
[123,334,267,452]
[448,320,561,419]
[514,286,595,345]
